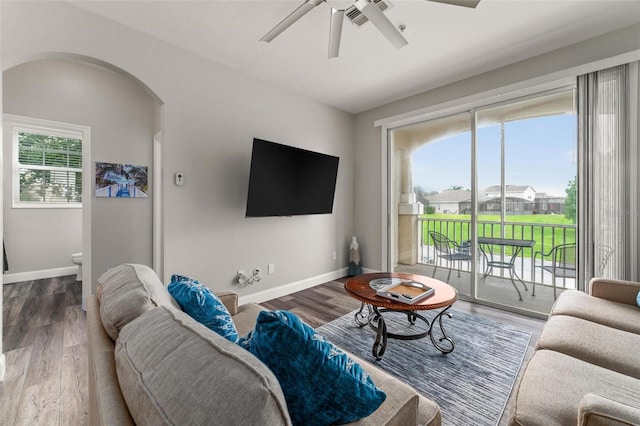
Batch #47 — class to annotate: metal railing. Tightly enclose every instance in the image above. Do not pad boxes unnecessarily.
[418,216,576,286]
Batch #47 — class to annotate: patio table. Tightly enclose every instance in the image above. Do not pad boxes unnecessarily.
[477,237,535,301]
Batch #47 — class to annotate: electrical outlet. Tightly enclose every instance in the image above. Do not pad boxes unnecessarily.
[253,268,261,276]
[268,264,275,274]
[175,172,184,186]
[332,251,337,260]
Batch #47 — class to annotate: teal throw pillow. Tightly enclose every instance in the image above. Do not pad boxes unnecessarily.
[168,274,238,343]
[636,290,640,308]
[238,310,386,426]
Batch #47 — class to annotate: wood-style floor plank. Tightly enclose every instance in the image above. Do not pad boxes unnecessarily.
[60,343,88,426]
[3,316,39,353]
[34,294,67,328]
[0,346,32,425]
[64,281,82,307]
[261,278,362,328]
[3,296,26,328]
[2,276,87,426]
[3,282,32,327]
[50,278,67,295]
[23,321,64,389]
[14,377,61,426]
[63,305,86,349]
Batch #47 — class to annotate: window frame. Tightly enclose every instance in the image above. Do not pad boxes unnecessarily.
[6,114,89,209]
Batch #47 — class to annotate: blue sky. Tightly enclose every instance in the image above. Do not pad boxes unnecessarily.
[412,114,577,197]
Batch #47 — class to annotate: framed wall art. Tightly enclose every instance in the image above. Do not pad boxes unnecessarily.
[95,162,148,198]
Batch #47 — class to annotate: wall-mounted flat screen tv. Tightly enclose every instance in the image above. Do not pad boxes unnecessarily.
[245,138,339,217]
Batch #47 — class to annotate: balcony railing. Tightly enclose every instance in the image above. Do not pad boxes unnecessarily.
[418,216,576,287]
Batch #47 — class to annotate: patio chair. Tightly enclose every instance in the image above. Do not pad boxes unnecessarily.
[429,231,472,282]
[533,242,576,300]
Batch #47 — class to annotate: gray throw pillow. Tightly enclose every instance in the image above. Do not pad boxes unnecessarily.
[115,306,292,425]
[98,263,180,340]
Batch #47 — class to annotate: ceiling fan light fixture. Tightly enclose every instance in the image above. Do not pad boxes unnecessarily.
[354,0,408,49]
[346,0,390,26]
[260,0,325,42]
[259,0,478,56]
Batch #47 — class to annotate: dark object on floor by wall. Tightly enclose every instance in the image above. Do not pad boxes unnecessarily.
[3,241,8,272]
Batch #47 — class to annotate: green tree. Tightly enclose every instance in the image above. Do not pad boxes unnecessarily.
[415,186,439,214]
[414,185,429,207]
[564,178,576,223]
[448,185,463,190]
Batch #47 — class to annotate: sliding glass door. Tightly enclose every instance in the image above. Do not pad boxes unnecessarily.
[475,89,577,314]
[389,87,577,316]
[391,113,473,298]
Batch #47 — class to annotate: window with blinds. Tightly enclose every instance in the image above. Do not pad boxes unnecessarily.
[8,115,88,208]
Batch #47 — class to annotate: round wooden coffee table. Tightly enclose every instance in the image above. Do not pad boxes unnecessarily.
[345,272,458,360]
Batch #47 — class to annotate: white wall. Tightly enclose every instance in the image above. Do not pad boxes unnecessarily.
[3,59,156,279]
[1,1,355,299]
[354,24,640,271]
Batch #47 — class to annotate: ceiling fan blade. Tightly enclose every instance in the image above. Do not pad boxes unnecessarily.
[260,0,325,42]
[328,8,345,59]
[354,0,408,50]
[428,0,480,8]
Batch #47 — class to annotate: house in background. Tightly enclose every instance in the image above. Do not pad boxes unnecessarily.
[480,185,537,214]
[478,185,566,215]
[483,185,536,201]
[426,190,471,214]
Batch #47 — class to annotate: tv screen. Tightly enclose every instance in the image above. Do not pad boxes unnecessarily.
[246,138,339,217]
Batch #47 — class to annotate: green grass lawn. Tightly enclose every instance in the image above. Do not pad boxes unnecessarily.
[421,213,576,259]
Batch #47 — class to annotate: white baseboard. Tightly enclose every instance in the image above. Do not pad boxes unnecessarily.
[3,266,78,285]
[237,267,385,306]
[239,267,349,306]
[0,353,5,382]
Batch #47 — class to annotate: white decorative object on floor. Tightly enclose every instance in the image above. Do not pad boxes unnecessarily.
[71,253,83,281]
[349,236,362,276]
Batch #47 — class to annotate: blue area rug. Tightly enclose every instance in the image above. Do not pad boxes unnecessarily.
[316,308,531,426]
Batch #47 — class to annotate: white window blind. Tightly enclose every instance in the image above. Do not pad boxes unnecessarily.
[7,115,87,208]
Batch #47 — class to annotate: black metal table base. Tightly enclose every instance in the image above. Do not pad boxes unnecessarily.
[479,246,529,301]
[354,303,454,360]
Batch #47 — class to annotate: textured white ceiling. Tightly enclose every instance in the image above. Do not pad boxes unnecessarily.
[72,0,640,114]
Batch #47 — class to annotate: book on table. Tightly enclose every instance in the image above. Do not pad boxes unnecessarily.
[374,281,435,304]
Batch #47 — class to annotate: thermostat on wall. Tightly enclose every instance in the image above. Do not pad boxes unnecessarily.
[175,172,184,186]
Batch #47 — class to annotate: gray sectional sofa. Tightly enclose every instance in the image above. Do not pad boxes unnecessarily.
[510,277,640,425]
[87,264,442,425]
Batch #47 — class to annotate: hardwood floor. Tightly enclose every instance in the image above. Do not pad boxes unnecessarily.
[1,275,545,425]
[1,276,87,426]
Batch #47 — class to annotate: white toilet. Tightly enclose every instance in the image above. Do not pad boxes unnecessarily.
[71,253,83,281]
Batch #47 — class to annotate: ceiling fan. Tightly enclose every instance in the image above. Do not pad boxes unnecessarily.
[260,0,480,59]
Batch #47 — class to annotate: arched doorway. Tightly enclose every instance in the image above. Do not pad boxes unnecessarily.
[3,53,164,308]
